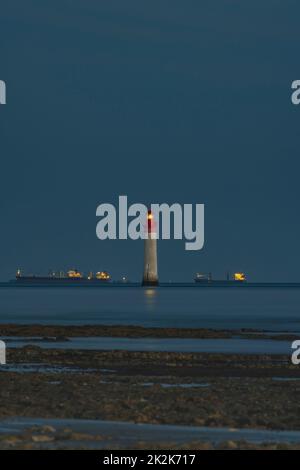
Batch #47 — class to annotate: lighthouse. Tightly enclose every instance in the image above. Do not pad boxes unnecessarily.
[142,209,159,286]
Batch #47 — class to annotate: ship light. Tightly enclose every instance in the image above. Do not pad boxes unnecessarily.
[234,272,246,282]
[67,270,83,279]
[96,271,110,280]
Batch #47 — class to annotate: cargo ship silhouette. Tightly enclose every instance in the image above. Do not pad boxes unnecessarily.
[14,269,111,284]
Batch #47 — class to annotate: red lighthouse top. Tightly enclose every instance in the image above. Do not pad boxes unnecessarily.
[147,209,155,234]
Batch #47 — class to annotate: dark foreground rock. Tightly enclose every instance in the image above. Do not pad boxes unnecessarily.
[0,325,300,450]
[1,348,300,432]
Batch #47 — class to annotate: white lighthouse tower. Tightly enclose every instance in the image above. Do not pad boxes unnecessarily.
[142,209,159,286]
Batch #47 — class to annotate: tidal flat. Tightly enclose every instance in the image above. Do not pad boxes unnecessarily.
[1,325,300,449]
[1,323,300,340]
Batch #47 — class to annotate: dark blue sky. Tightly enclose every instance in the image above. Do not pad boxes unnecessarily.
[1,0,300,281]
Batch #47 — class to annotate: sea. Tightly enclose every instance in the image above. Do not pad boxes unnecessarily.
[0,285,299,331]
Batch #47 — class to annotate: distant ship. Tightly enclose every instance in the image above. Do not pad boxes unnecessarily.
[14,269,111,284]
[194,272,247,285]
[193,272,300,288]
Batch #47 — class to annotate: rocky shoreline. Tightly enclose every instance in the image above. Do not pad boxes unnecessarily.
[1,324,300,341]
[1,325,300,449]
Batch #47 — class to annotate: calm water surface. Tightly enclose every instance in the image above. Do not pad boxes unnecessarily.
[2,417,300,446]
[3,337,293,354]
[0,286,299,331]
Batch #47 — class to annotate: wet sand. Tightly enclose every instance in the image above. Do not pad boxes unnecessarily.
[1,350,300,433]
